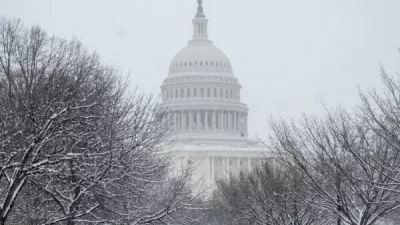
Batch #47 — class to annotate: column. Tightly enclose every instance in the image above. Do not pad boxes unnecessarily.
[228,157,232,175]
[222,157,226,178]
[174,111,177,131]
[240,112,244,132]
[227,111,231,131]
[244,113,248,134]
[236,112,240,131]
[182,111,186,131]
[210,156,214,180]
[220,111,224,131]
[213,110,217,130]
[197,110,200,130]
[211,110,217,130]
[233,112,236,131]
[189,110,192,131]
[205,110,208,130]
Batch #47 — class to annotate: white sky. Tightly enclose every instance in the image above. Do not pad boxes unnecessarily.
[1,0,400,139]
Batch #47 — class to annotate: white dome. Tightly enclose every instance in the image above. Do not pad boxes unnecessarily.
[160,1,249,141]
[168,40,233,76]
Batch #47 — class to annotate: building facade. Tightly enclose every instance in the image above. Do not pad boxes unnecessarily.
[160,1,268,188]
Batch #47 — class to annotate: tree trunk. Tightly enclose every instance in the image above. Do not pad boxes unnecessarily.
[0,217,6,225]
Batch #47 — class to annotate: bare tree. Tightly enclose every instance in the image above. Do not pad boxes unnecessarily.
[357,67,400,188]
[216,162,324,225]
[204,191,249,225]
[0,18,204,225]
[269,105,400,225]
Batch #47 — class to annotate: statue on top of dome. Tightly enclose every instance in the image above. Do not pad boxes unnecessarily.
[195,0,205,18]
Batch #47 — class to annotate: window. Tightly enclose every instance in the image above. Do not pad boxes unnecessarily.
[187,88,190,97]
[220,89,223,98]
[214,88,217,97]
[181,88,184,98]
[200,61,203,66]
[207,88,210,97]
[194,88,197,97]
[200,88,204,97]
[230,89,233,99]
[226,89,228,98]
[176,89,178,98]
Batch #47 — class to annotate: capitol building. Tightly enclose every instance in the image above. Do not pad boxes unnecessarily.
[160,1,269,187]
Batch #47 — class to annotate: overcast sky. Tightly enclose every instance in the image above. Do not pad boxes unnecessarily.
[1,0,400,139]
